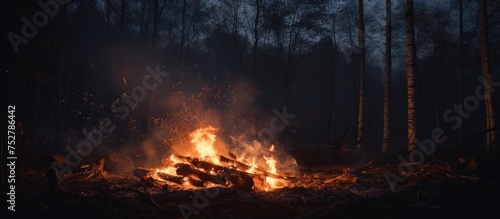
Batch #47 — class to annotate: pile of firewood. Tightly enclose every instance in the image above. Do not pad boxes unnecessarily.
[133,154,293,191]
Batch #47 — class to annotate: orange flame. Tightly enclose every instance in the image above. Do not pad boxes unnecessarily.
[264,156,281,191]
[190,126,220,164]
[154,126,295,191]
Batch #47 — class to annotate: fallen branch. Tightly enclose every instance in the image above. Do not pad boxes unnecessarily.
[349,160,374,174]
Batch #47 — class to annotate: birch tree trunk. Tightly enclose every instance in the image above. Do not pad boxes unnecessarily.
[383,0,391,154]
[479,0,496,148]
[406,0,417,151]
[356,0,366,150]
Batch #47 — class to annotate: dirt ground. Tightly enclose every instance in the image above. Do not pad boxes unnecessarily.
[4,160,500,219]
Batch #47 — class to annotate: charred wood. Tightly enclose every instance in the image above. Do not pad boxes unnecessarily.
[157,172,185,185]
[219,155,289,179]
[175,164,229,186]
[173,154,225,172]
[229,173,254,191]
[133,168,152,178]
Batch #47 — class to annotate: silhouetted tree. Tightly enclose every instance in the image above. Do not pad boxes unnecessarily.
[356,0,366,150]
[164,0,209,66]
[458,0,465,142]
[251,0,263,94]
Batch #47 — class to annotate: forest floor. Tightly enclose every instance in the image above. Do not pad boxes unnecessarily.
[5,157,500,219]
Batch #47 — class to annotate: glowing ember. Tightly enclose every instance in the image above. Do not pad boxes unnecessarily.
[155,166,178,177]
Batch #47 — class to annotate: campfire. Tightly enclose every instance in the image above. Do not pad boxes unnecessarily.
[22,125,500,218]
[134,126,298,191]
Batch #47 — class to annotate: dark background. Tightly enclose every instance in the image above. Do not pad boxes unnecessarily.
[2,0,500,168]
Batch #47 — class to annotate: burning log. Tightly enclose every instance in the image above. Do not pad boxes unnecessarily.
[133,168,187,186]
[175,164,229,186]
[173,154,225,172]
[219,155,250,170]
[229,173,254,191]
[219,155,289,180]
[186,178,206,187]
[156,172,185,185]
[174,154,277,184]
[134,151,294,191]
[133,168,152,178]
[133,166,228,188]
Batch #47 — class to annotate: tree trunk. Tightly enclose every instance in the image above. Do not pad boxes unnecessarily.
[252,0,261,92]
[327,40,337,142]
[433,44,440,152]
[180,0,187,65]
[356,0,366,150]
[251,0,261,128]
[479,0,496,149]
[147,0,161,135]
[56,4,69,148]
[382,0,391,154]
[232,1,244,73]
[406,0,417,151]
[458,0,465,143]
[57,50,65,146]
[120,0,126,34]
[152,0,160,48]
[139,0,147,42]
